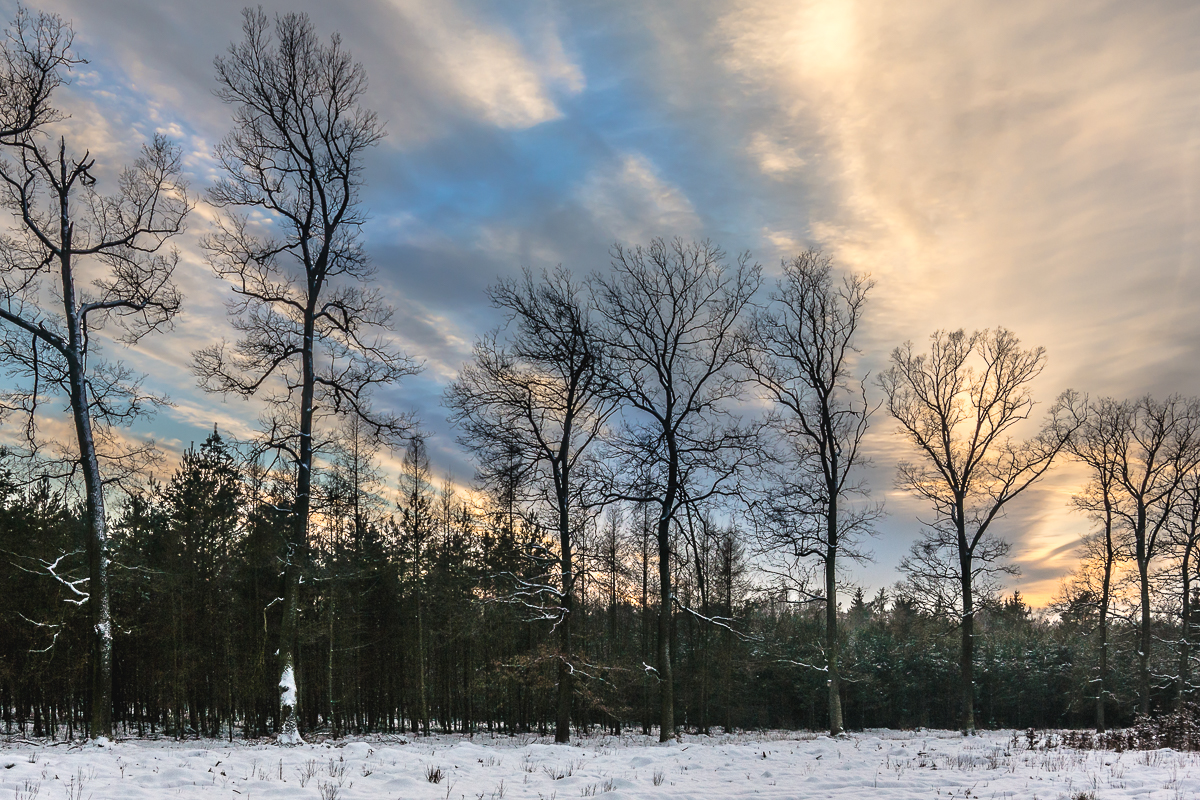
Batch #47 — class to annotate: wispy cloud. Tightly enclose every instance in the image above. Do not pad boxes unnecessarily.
[383,0,582,130]
[579,152,699,243]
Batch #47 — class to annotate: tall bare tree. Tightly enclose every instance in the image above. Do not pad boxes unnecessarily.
[740,249,877,736]
[446,267,614,743]
[0,12,188,739]
[592,238,760,741]
[1105,395,1200,715]
[193,9,418,744]
[881,328,1076,733]
[1066,395,1122,731]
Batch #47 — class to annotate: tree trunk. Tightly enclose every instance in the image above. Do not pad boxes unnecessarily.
[328,586,336,736]
[1096,509,1115,732]
[641,513,651,736]
[959,543,975,734]
[73,363,112,740]
[657,506,674,742]
[1097,572,1110,732]
[1138,557,1152,715]
[825,498,843,736]
[60,219,113,739]
[278,317,317,745]
[416,541,429,737]
[1178,544,1192,711]
[556,489,573,744]
[277,553,302,743]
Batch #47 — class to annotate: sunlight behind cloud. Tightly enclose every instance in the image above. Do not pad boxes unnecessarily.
[721,0,1200,378]
[716,0,1200,600]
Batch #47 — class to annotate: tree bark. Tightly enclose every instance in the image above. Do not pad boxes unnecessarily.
[1097,569,1110,732]
[641,512,651,736]
[59,208,112,739]
[1136,502,1152,716]
[959,536,975,734]
[71,345,112,740]
[1178,545,1191,711]
[277,316,317,745]
[657,505,674,742]
[825,526,843,736]
[555,485,574,743]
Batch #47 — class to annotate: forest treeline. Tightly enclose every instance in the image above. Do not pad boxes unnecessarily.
[0,432,1181,739]
[1,7,1199,744]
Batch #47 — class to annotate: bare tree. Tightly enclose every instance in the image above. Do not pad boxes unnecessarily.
[446,266,614,743]
[592,238,760,741]
[0,6,77,140]
[1105,395,1200,715]
[0,12,188,739]
[880,328,1076,733]
[193,9,418,744]
[1066,396,1122,731]
[1167,465,1200,710]
[740,249,878,736]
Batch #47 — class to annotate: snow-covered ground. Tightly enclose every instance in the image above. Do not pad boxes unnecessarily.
[3,729,1198,799]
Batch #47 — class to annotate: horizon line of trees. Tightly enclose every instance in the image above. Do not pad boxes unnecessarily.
[1,6,1199,745]
[0,429,1196,740]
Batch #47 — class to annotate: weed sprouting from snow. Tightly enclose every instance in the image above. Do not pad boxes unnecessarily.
[62,767,92,800]
[652,768,665,786]
[297,758,318,787]
[327,757,347,785]
[14,779,39,800]
[426,764,445,783]
[543,759,582,780]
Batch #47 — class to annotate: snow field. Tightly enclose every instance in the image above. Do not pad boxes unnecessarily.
[3,729,1200,800]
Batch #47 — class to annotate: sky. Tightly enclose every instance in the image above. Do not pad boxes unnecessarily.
[5,0,1200,605]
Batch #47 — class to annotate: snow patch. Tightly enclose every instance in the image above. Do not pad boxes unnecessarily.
[279,665,296,707]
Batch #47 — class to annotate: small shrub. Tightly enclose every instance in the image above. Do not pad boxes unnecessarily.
[296,759,319,787]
